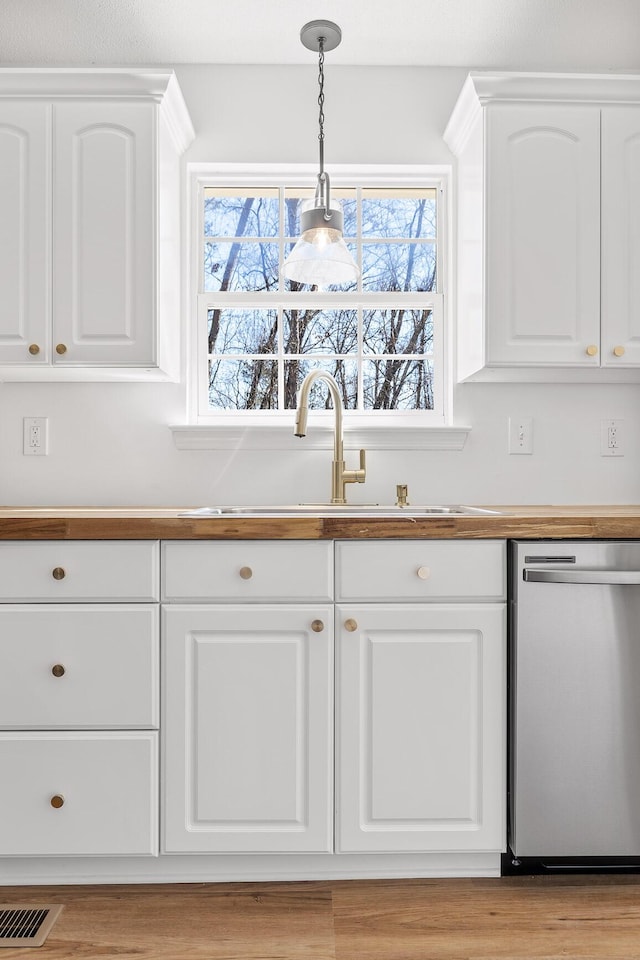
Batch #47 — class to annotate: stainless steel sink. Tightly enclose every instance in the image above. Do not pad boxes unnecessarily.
[180,504,505,518]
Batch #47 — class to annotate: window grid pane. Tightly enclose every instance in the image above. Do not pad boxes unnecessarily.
[201,181,441,414]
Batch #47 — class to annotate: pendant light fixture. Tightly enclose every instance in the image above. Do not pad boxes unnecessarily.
[281,20,359,288]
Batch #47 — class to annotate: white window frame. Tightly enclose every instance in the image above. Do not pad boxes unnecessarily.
[176,163,466,452]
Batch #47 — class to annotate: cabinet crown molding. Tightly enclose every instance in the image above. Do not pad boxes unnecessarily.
[445,71,640,154]
[0,68,194,152]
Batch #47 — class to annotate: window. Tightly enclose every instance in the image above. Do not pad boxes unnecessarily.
[192,166,447,427]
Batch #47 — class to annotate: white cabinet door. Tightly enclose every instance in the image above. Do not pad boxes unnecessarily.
[336,603,505,853]
[0,101,49,364]
[163,604,333,853]
[601,106,640,367]
[52,102,156,366]
[486,104,601,366]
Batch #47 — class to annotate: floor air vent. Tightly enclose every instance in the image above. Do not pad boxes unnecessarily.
[0,905,63,948]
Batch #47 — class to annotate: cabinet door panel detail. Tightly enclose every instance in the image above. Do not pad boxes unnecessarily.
[602,107,640,366]
[337,604,505,853]
[367,628,479,823]
[486,106,600,365]
[53,103,155,364]
[194,636,304,824]
[163,605,333,853]
[0,102,49,362]
[73,125,134,339]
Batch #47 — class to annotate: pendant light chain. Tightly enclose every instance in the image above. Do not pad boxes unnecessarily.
[317,37,325,176]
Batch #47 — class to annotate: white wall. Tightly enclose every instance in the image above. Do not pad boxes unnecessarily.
[1,64,638,507]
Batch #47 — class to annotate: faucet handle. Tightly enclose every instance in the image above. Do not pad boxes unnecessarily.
[342,449,367,489]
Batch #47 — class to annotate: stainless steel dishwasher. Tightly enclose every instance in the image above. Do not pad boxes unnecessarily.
[509,540,640,867]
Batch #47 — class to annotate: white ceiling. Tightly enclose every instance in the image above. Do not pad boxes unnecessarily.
[1,0,639,71]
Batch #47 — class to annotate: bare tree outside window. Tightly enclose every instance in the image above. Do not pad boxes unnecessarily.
[201,184,440,414]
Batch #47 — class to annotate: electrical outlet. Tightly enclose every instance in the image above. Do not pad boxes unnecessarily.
[508,417,533,455]
[23,417,49,456]
[601,419,624,457]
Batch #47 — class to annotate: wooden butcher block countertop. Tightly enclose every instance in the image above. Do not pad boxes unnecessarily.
[0,506,640,539]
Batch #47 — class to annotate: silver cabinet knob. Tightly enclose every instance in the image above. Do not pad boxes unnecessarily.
[417,566,431,580]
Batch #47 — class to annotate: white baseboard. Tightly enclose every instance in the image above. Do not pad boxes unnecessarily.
[0,851,502,885]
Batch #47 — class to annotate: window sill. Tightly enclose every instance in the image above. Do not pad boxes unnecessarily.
[169,424,471,452]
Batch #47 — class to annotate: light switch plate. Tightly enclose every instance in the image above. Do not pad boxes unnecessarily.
[508,417,533,455]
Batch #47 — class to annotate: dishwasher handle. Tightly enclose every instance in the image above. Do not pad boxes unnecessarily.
[524,569,640,585]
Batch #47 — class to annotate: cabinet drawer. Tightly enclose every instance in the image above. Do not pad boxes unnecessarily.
[0,732,158,856]
[0,605,158,729]
[162,541,333,602]
[336,540,506,601]
[0,541,159,601]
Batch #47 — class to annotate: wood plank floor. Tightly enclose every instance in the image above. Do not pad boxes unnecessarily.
[2,876,640,959]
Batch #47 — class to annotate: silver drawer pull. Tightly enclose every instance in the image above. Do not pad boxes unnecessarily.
[239,566,253,580]
[416,566,431,580]
[51,664,66,678]
[524,569,640,585]
[52,567,66,581]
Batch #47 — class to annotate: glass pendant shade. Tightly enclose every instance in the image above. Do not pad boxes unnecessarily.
[282,197,359,287]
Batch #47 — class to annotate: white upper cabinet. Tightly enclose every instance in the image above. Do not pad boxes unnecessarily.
[0,70,194,380]
[0,102,50,364]
[444,73,640,380]
[601,106,640,367]
[53,102,156,366]
[485,105,601,367]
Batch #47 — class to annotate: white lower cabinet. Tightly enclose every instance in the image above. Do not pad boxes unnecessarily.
[335,539,506,854]
[0,537,506,877]
[162,604,333,853]
[0,541,160,858]
[336,603,505,852]
[161,539,506,861]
